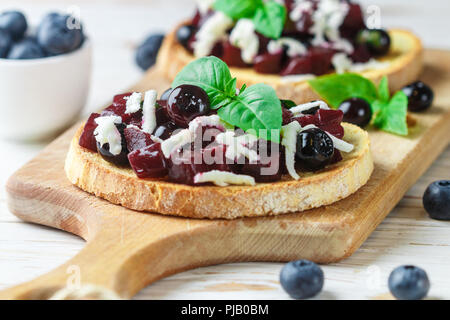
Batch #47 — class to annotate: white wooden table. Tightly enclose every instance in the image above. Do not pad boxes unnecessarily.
[0,0,449,300]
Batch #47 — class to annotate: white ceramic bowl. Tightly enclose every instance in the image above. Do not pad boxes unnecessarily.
[0,40,92,141]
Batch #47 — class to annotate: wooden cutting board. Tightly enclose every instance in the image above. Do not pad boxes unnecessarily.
[1,49,449,300]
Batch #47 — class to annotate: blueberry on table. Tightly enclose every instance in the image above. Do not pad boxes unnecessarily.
[295,128,334,171]
[7,38,46,59]
[0,29,12,58]
[0,11,27,40]
[356,28,391,56]
[338,97,372,128]
[135,34,165,71]
[423,180,450,220]
[37,14,84,55]
[388,265,430,300]
[280,260,324,299]
[402,81,434,112]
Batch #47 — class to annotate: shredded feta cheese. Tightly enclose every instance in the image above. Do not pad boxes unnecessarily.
[229,19,259,64]
[281,74,316,83]
[188,115,225,134]
[215,131,259,163]
[350,59,390,72]
[193,11,233,58]
[290,0,314,22]
[161,129,192,158]
[196,0,214,14]
[142,90,157,134]
[332,53,352,74]
[290,100,330,116]
[332,53,391,74]
[268,38,307,57]
[194,170,256,187]
[124,92,142,114]
[94,116,123,156]
[281,121,303,180]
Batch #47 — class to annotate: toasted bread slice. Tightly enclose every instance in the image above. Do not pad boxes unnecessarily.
[65,123,373,219]
[157,26,423,103]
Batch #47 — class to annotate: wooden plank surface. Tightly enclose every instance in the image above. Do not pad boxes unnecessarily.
[0,49,448,300]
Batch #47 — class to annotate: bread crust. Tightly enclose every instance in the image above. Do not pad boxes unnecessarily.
[65,123,373,219]
[156,25,423,103]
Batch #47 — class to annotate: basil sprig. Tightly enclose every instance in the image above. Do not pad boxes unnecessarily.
[308,74,409,136]
[214,0,286,39]
[172,57,282,142]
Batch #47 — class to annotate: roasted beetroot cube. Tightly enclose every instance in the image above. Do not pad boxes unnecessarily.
[113,92,133,107]
[294,114,315,127]
[282,107,293,125]
[308,47,335,75]
[351,44,372,63]
[254,52,283,74]
[210,41,224,58]
[281,56,313,76]
[330,149,343,164]
[128,143,167,178]
[79,113,100,152]
[342,4,365,31]
[221,41,247,68]
[167,145,229,185]
[124,127,154,152]
[319,124,344,139]
[315,109,343,126]
[155,105,170,124]
[101,102,141,125]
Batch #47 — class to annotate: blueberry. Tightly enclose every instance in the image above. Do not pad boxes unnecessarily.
[423,180,450,220]
[388,265,430,300]
[0,29,12,58]
[338,97,372,127]
[356,28,391,56]
[37,14,83,55]
[280,260,324,299]
[7,38,45,59]
[402,81,434,112]
[295,128,334,171]
[135,34,165,71]
[0,11,27,40]
[176,25,196,49]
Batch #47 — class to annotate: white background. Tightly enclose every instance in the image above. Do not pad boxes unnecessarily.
[0,0,449,300]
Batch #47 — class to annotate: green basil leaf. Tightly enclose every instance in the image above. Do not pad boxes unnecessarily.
[214,0,261,20]
[253,1,287,39]
[308,73,378,108]
[378,76,390,103]
[172,56,236,109]
[373,91,408,136]
[217,83,282,142]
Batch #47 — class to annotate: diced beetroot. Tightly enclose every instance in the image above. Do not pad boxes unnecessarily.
[294,114,315,127]
[350,44,372,63]
[254,52,283,74]
[308,47,335,75]
[124,127,154,152]
[155,105,170,124]
[315,109,343,126]
[330,149,343,164]
[167,144,229,185]
[113,92,133,107]
[319,123,344,139]
[222,41,248,68]
[79,113,100,152]
[281,56,313,76]
[128,143,167,179]
[282,107,293,125]
[295,11,314,34]
[342,4,365,31]
[210,41,224,58]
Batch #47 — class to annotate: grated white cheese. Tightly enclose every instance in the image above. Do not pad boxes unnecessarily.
[350,59,390,72]
[310,0,352,53]
[194,170,256,187]
[124,92,142,114]
[281,74,316,83]
[229,19,259,64]
[331,53,352,74]
[141,90,158,134]
[301,124,354,153]
[281,121,303,180]
[268,38,307,57]
[161,129,192,158]
[193,11,233,58]
[188,114,225,135]
[290,100,330,116]
[332,53,390,74]
[94,116,123,156]
[290,0,314,22]
[215,131,259,163]
[196,0,214,14]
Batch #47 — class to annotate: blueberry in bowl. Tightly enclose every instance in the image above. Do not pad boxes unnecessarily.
[0,10,91,141]
[0,11,27,40]
[135,33,165,71]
